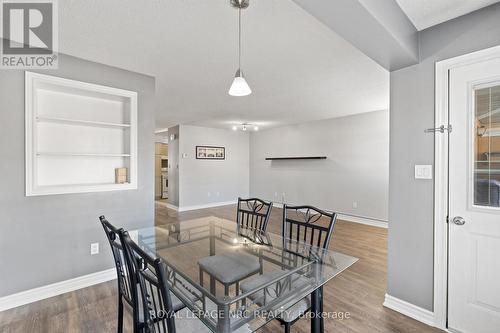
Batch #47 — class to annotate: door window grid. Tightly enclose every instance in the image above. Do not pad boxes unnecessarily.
[474,85,500,208]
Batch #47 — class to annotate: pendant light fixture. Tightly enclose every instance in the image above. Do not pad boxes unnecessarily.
[228,0,252,97]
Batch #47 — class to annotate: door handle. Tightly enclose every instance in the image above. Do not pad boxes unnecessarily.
[452,216,466,225]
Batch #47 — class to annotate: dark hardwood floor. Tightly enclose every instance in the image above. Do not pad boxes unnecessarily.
[0,203,442,333]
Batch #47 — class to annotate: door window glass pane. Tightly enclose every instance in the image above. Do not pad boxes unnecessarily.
[474,85,500,207]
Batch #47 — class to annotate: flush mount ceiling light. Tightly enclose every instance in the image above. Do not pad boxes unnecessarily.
[228,0,252,97]
[232,123,259,131]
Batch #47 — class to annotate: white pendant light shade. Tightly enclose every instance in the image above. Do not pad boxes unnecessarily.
[229,69,251,96]
[228,1,252,97]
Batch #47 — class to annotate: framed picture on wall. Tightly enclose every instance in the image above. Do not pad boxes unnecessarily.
[196,146,225,160]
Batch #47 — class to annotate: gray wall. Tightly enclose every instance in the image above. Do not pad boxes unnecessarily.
[388,3,500,311]
[178,125,249,208]
[167,125,180,207]
[0,54,156,297]
[250,110,389,221]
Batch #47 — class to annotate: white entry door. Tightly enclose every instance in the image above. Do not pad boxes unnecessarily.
[449,55,500,333]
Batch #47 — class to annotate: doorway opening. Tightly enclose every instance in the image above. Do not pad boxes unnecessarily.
[155,132,169,203]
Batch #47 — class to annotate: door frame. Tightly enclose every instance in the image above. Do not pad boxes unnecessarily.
[434,44,500,329]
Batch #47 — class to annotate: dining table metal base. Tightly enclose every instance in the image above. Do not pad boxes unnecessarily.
[310,286,324,333]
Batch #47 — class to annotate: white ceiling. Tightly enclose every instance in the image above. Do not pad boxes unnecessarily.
[56,0,389,131]
[396,0,500,31]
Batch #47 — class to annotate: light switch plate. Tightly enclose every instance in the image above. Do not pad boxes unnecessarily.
[90,242,99,255]
[415,165,433,179]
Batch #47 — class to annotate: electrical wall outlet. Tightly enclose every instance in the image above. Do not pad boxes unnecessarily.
[216,191,220,197]
[207,192,211,197]
[352,201,358,209]
[90,242,99,255]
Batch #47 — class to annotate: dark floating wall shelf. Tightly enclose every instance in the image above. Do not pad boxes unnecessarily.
[265,156,327,161]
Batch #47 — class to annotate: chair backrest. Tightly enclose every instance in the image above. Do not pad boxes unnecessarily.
[282,205,337,250]
[236,197,273,232]
[120,230,177,333]
[99,216,134,306]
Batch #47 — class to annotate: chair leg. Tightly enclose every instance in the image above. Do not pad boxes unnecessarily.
[199,267,204,287]
[284,322,291,333]
[210,276,216,295]
[241,297,246,310]
[117,296,124,333]
[224,283,230,296]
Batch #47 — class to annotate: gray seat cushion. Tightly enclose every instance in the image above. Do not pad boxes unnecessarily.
[240,269,288,301]
[171,292,186,312]
[175,307,252,332]
[198,252,260,284]
[278,296,311,322]
[171,274,203,306]
[136,285,186,322]
[240,270,313,322]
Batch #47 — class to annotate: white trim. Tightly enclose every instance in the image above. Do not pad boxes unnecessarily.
[178,200,237,212]
[337,213,388,228]
[0,268,116,312]
[271,202,388,228]
[156,200,388,227]
[155,200,180,211]
[383,294,435,327]
[165,203,180,211]
[434,54,451,330]
[434,44,500,330]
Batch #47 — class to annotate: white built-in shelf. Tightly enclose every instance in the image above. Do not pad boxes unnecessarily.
[25,72,138,196]
[41,182,131,188]
[37,116,131,128]
[32,182,136,196]
[37,152,131,157]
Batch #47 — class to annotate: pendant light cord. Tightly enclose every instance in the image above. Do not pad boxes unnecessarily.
[238,7,242,70]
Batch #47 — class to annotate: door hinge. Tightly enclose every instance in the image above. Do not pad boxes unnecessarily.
[424,125,452,133]
[446,215,449,224]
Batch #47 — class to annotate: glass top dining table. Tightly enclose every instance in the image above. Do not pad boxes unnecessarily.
[131,217,358,333]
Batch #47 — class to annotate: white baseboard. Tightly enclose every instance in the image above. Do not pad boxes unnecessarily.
[167,204,179,211]
[383,294,435,327]
[337,213,388,228]
[177,200,237,212]
[155,200,179,211]
[271,202,388,228]
[0,268,116,312]
[157,199,388,228]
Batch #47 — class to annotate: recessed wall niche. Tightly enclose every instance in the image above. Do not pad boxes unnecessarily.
[25,72,138,196]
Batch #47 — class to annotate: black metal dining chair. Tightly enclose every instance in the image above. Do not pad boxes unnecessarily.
[119,230,220,333]
[100,216,136,333]
[281,204,336,251]
[236,197,273,231]
[198,197,273,296]
[100,216,188,333]
[240,204,337,333]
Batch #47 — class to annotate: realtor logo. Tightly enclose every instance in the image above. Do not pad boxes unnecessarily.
[1,0,58,68]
